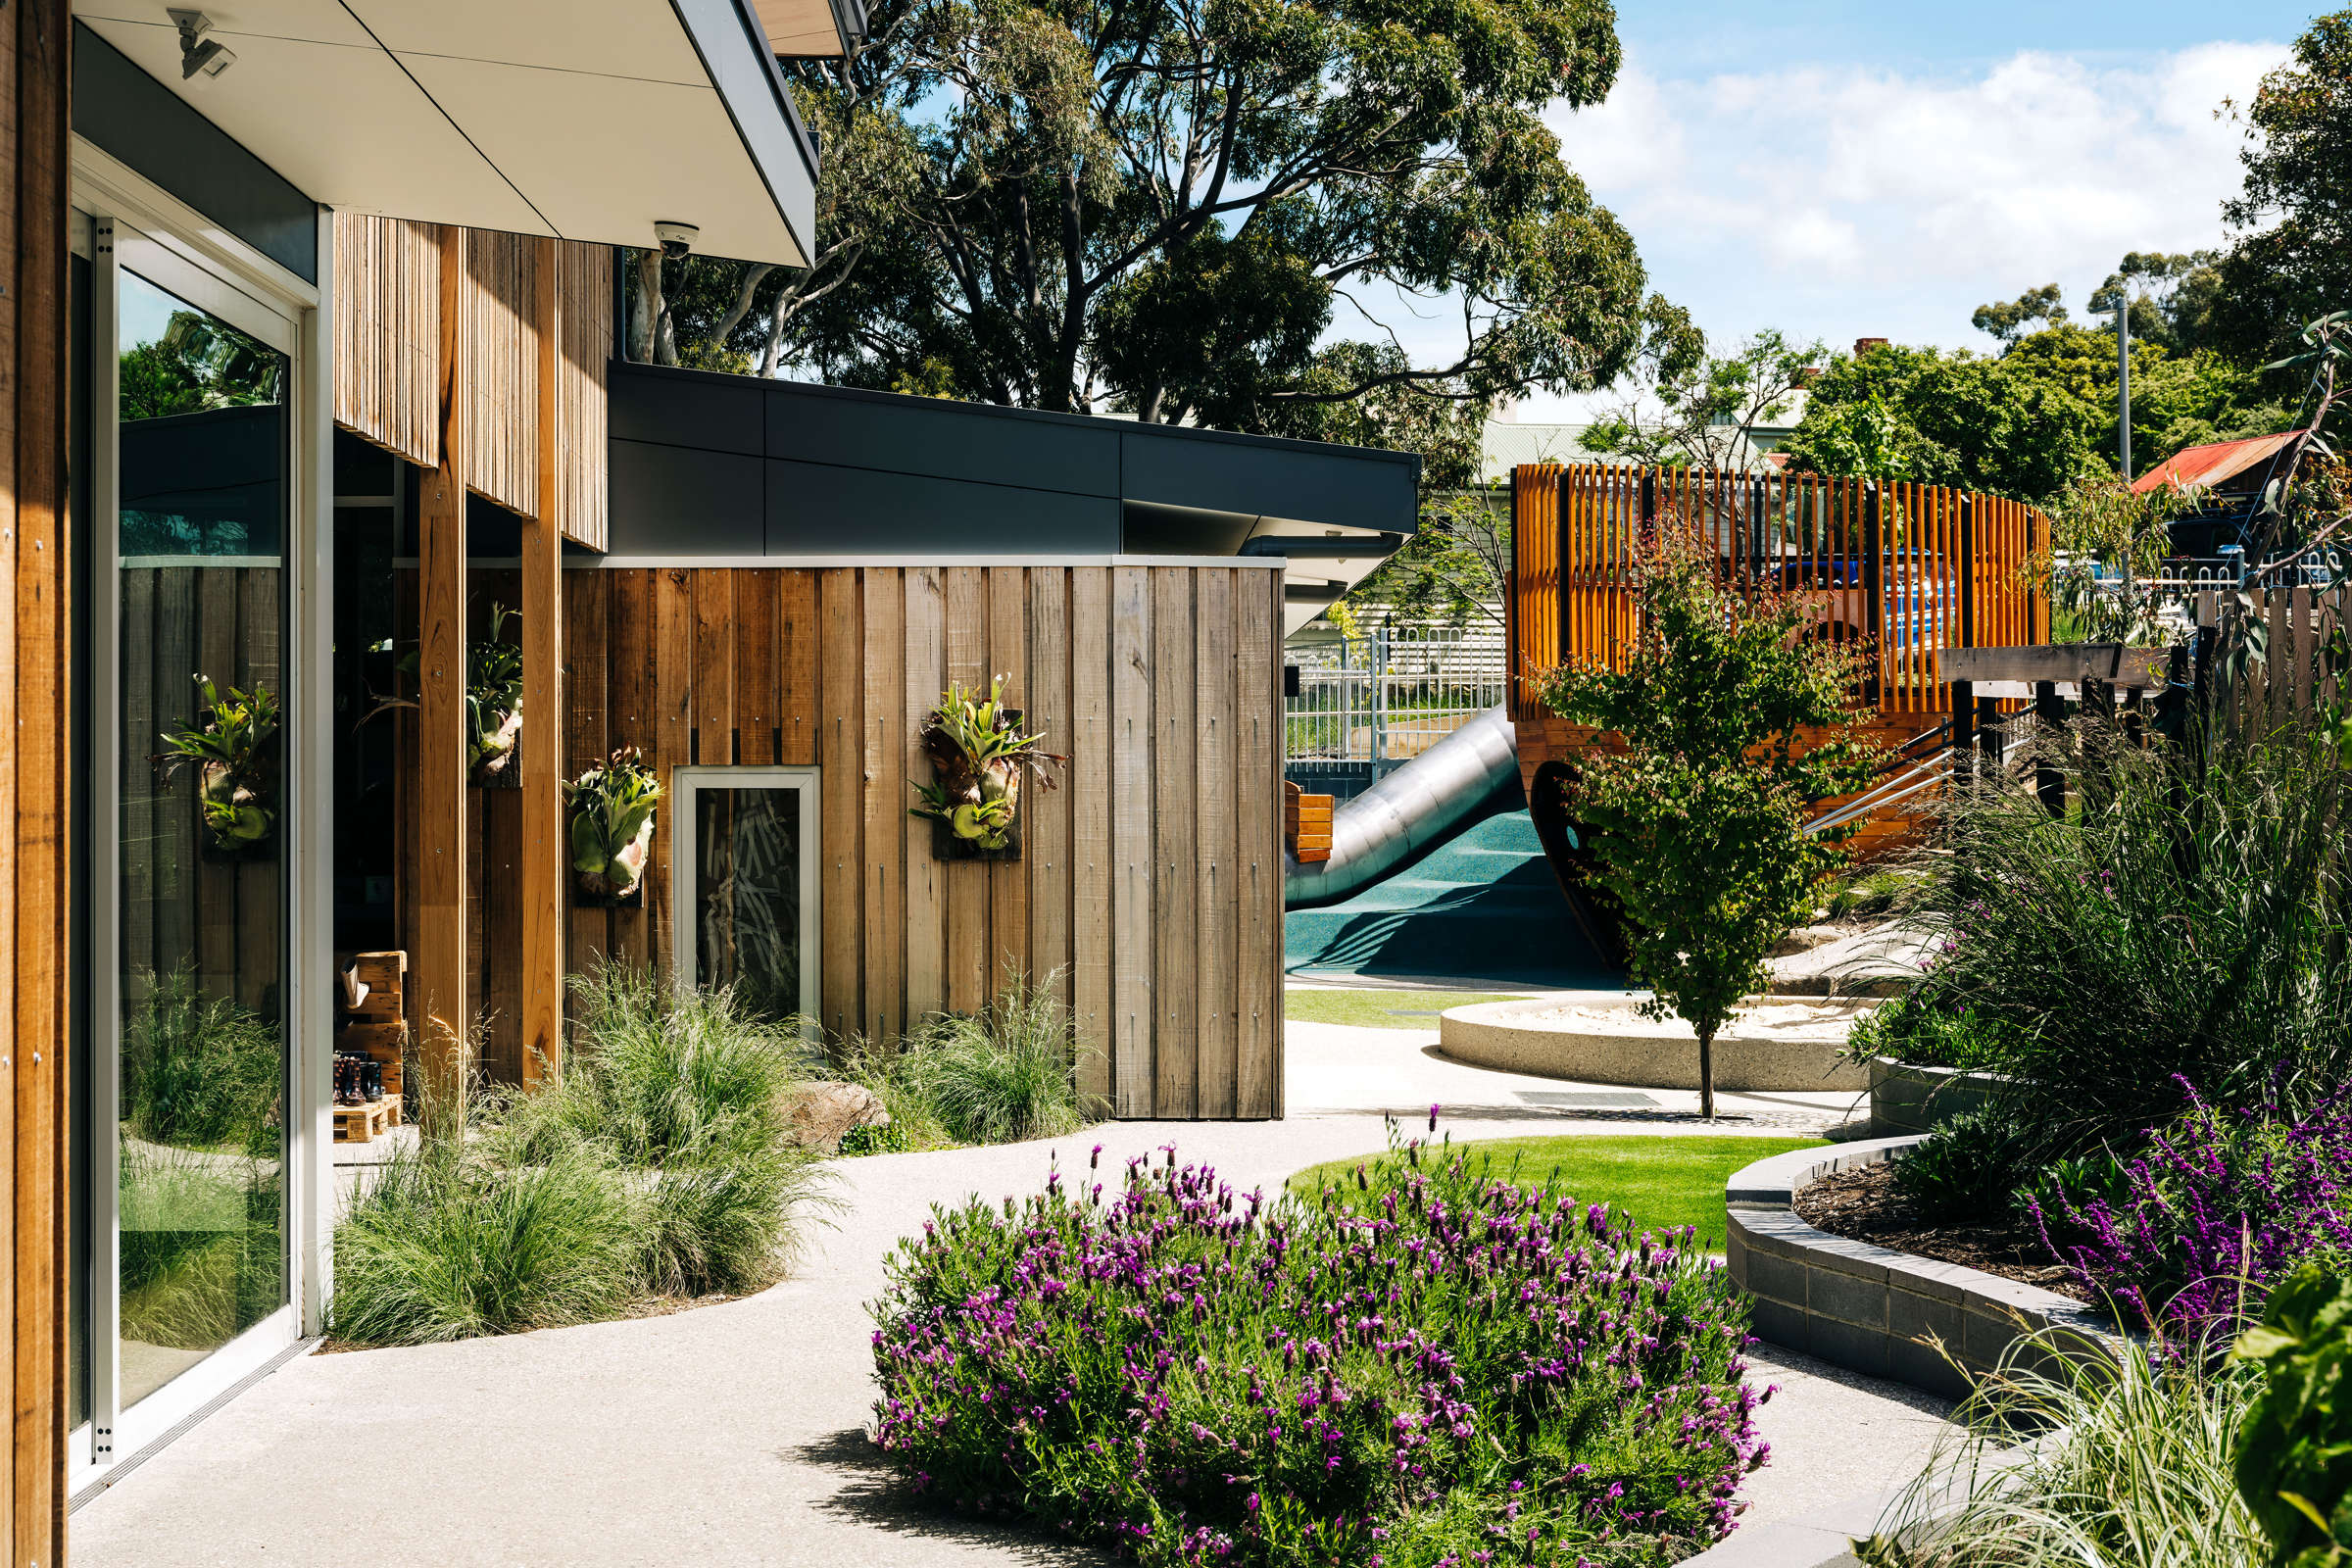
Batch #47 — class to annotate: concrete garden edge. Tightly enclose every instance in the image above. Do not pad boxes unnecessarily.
[1725,1138,2118,1400]
[1438,995,1874,1093]
[1866,1058,2011,1136]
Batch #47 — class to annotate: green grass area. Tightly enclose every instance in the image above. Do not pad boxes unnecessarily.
[1288,1133,1827,1247]
[1283,988,1529,1028]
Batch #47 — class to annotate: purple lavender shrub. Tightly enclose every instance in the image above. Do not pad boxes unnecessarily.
[869,1122,1769,1565]
[2033,1084,2352,1345]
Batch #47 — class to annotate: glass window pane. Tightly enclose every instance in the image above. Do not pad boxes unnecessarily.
[116,269,289,1407]
[693,787,805,1022]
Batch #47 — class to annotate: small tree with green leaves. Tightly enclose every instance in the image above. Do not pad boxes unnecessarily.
[1535,520,1882,1116]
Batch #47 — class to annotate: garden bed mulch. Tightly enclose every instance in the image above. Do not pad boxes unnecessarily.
[1793,1162,2093,1304]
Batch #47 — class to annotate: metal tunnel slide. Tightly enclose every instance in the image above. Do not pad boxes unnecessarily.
[1284,705,1523,906]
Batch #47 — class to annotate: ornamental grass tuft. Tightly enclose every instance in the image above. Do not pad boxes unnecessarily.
[868,1120,1769,1566]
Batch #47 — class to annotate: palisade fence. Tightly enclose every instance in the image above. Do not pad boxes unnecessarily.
[1286,623,1506,783]
[1507,464,2050,722]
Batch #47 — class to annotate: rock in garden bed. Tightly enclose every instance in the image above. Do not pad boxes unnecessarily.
[781,1080,890,1153]
[1794,1161,2087,1303]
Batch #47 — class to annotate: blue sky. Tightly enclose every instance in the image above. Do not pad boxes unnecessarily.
[1368,2,2324,420]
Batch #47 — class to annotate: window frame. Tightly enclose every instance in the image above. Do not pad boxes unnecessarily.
[667,765,823,1026]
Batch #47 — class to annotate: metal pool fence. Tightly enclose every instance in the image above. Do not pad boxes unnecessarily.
[1286,624,1507,778]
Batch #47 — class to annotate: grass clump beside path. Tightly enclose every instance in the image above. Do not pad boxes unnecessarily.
[835,968,1089,1153]
[327,962,832,1347]
[1290,1132,1825,1248]
[1283,987,1528,1029]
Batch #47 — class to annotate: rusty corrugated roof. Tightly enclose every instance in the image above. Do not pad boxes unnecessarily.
[2132,430,2305,495]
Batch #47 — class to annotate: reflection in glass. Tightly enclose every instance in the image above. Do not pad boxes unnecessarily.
[116,269,289,1407]
[694,788,805,1022]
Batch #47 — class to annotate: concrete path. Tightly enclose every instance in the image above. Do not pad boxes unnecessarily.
[74,1014,1942,1566]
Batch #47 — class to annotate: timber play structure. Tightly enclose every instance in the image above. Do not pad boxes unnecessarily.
[1506,462,2056,949]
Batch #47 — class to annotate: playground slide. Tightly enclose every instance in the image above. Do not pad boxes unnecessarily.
[1285,705,1522,907]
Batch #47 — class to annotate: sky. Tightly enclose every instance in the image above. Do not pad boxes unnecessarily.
[1355,1,2322,422]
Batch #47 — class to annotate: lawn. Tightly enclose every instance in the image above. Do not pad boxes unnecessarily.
[1283,986,1528,1028]
[1288,1133,1826,1248]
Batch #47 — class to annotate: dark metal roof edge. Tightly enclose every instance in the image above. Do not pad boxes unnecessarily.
[666,0,819,264]
[615,359,1424,472]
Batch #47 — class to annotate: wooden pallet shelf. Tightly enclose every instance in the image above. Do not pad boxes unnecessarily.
[332,1095,402,1144]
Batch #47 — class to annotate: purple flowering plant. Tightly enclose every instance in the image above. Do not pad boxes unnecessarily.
[868,1116,1771,1565]
[2032,1081,2352,1346]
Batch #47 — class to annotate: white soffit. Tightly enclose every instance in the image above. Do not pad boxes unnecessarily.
[73,0,814,266]
[750,0,843,56]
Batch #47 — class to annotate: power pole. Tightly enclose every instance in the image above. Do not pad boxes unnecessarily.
[2115,297,2132,480]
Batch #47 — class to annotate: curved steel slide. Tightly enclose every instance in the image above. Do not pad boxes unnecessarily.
[1284,705,1522,906]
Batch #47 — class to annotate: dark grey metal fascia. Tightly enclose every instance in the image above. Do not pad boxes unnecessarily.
[1283,580,1348,604]
[666,0,820,263]
[1239,532,1404,558]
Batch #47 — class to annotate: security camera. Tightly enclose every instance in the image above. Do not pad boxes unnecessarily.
[654,221,700,260]
[170,9,236,81]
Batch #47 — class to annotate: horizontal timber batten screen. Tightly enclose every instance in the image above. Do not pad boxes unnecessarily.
[1508,464,2052,722]
[394,564,1286,1120]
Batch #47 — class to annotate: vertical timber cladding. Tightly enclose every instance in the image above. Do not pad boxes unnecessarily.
[5,0,72,1554]
[540,564,1285,1120]
[331,215,611,550]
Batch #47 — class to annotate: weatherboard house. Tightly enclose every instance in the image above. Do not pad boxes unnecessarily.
[0,5,1411,1537]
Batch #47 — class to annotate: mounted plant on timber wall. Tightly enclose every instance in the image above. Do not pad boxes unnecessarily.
[364,603,527,787]
[908,676,1064,861]
[154,674,280,858]
[566,748,662,906]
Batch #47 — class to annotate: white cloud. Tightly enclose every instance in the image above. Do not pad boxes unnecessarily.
[1511,39,2281,419]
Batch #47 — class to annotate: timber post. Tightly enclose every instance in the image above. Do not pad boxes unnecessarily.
[416,223,471,1120]
[519,237,565,1089]
[2034,679,2066,818]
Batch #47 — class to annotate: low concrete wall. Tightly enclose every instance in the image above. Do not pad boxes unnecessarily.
[1726,1139,2116,1399]
[1439,996,1873,1093]
[1868,1058,2008,1136]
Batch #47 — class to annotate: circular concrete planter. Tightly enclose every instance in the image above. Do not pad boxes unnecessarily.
[1725,1139,2118,1401]
[1868,1056,2012,1135]
[1439,995,1875,1093]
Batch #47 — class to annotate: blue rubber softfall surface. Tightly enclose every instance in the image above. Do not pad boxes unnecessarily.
[1285,809,1619,989]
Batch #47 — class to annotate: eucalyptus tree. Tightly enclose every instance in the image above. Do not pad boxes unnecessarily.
[641,0,1654,429]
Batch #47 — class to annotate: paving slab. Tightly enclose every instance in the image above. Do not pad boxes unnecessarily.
[74,1014,1938,1566]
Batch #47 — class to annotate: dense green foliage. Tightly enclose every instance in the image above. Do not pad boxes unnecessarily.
[1535,520,1880,1115]
[644,0,1650,429]
[1287,1133,1825,1248]
[1841,989,2012,1073]
[2215,12,2352,369]
[1902,733,2352,1155]
[2234,1263,2352,1567]
[328,966,829,1344]
[871,1123,1768,1565]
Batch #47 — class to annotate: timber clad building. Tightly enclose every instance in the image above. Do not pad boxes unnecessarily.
[0,2,1415,1551]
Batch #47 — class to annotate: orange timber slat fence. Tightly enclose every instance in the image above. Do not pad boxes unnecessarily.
[1508,464,2053,726]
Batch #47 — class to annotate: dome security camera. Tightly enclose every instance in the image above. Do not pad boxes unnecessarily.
[654,221,700,260]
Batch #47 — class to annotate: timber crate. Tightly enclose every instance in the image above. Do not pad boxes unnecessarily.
[339,1019,408,1101]
[1285,783,1334,863]
[332,1096,400,1145]
[345,951,408,1020]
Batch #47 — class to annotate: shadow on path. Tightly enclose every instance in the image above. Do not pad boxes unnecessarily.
[786,1429,1116,1566]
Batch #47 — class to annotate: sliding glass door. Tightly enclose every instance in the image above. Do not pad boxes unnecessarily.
[73,190,319,1485]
